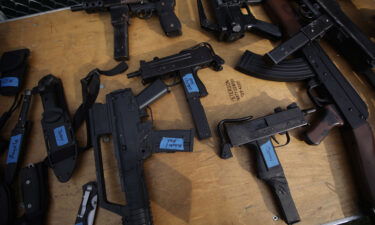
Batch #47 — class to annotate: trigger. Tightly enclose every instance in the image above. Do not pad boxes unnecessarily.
[273,132,291,148]
[271,135,280,144]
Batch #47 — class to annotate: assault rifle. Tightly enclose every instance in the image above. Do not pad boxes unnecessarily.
[197,0,282,42]
[264,0,375,88]
[89,79,194,225]
[236,0,375,215]
[128,42,225,139]
[71,0,182,61]
[218,103,314,224]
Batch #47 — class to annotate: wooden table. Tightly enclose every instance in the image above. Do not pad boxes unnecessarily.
[0,0,374,224]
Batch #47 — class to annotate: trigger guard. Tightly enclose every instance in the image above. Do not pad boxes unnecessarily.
[307,80,330,107]
[137,10,153,19]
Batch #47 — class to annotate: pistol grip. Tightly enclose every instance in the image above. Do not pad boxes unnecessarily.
[249,19,282,41]
[252,138,300,224]
[305,105,344,145]
[180,69,211,139]
[158,10,182,37]
[156,0,181,37]
[110,6,130,61]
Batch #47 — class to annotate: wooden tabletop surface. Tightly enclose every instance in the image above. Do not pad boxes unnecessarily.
[0,0,374,224]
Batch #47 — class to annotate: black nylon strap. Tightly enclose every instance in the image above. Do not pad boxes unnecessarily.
[72,61,128,150]
[41,62,128,168]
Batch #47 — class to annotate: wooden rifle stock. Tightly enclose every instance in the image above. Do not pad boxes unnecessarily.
[263,0,301,36]
[344,123,375,208]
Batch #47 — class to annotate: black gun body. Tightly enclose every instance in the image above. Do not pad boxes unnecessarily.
[197,0,282,42]
[236,50,315,81]
[129,0,181,37]
[128,43,225,140]
[89,80,194,225]
[251,138,300,225]
[226,107,308,145]
[220,104,307,224]
[318,0,375,87]
[105,89,153,224]
[71,0,181,61]
[302,43,368,128]
[135,46,218,83]
[264,0,375,87]
[307,0,375,69]
[211,0,251,41]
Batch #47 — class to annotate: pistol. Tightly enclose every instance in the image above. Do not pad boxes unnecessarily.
[71,0,182,61]
[128,42,225,139]
[197,0,282,42]
[218,103,315,224]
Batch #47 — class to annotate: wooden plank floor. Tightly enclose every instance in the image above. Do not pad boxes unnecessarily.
[0,0,374,224]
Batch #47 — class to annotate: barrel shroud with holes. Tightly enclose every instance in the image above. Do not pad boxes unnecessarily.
[89,79,194,225]
[218,103,316,224]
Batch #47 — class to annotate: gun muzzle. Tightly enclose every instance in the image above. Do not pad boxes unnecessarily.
[127,70,141,78]
[71,5,84,11]
[302,108,317,116]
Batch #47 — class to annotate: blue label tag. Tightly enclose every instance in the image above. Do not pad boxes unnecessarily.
[182,73,199,93]
[6,134,23,164]
[260,140,279,168]
[1,77,19,87]
[54,126,69,146]
[75,223,83,225]
[159,137,184,150]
